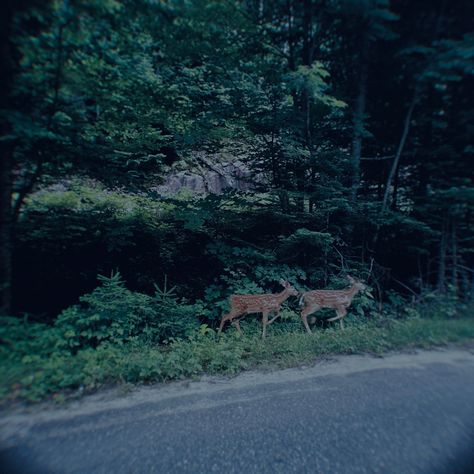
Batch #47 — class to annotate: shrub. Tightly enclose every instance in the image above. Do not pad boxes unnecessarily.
[55,272,201,351]
[55,272,156,349]
[0,315,64,360]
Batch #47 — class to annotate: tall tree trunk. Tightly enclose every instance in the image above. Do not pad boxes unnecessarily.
[11,18,65,220]
[382,89,417,213]
[0,143,13,315]
[0,1,58,313]
[437,221,447,292]
[286,0,296,71]
[451,220,457,293]
[0,1,14,315]
[391,162,400,210]
[470,267,474,302]
[350,32,369,202]
[371,90,417,253]
[377,171,383,200]
[294,0,314,212]
[302,0,313,149]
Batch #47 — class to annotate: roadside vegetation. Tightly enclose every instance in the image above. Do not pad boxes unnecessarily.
[1,270,473,403]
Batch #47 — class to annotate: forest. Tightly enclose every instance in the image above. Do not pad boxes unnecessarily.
[0,0,473,402]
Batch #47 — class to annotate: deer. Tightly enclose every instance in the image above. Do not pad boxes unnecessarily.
[218,280,298,339]
[299,275,367,333]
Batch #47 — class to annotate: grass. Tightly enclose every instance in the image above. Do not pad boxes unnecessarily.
[1,317,473,405]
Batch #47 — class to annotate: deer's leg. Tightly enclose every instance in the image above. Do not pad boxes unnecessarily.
[328,309,344,322]
[261,312,269,339]
[301,306,319,334]
[268,309,280,325]
[328,307,347,329]
[218,316,227,334]
[339,307,347,330]
[232,319,243,335]
[218,311,238,334]
[301,309,312,334]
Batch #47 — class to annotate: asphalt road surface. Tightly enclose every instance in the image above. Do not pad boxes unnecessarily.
[1,348,474,474]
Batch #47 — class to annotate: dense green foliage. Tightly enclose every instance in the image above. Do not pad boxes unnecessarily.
[1,1,473,401]
[2,310,474,403]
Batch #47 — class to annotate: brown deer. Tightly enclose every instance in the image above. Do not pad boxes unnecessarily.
[218,280,298,338]
[299,276,367,333]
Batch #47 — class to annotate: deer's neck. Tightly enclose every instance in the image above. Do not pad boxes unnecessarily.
[276,288,291,304]
[346,284,360,299]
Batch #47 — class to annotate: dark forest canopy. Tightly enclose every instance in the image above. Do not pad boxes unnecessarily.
[1,0,473,319]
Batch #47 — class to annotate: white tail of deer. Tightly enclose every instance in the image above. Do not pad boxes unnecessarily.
[299,275,366,333]
[218,280,298,338]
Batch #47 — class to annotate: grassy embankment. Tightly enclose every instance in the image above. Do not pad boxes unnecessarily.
[1,316,473,404]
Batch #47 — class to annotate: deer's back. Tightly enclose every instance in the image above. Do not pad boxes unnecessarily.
[303,289,351,307]
[230,294,279,313]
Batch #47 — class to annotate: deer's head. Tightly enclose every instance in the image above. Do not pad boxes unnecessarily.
[347,275,367,292]
[279,279,299,296]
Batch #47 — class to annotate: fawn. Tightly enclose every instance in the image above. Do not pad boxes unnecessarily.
[218,280,298,338]
[299,276,366,333]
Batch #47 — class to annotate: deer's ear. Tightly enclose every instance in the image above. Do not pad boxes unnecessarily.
[347,275,355,283]
[279,279,287,287]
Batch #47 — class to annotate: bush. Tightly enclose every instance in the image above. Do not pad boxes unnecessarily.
[55,272,201,350]
[55,272,157,349]
[0,315,65,360]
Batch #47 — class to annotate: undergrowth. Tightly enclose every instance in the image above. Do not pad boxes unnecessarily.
[1,316,473,404]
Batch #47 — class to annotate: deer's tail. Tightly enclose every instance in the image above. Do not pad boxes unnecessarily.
[298,293,306,307]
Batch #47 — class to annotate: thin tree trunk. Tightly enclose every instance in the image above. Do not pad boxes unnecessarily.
[308,166,316,212]
[437,221,447,292]
[350,32,369,202]
[0,1,14,314]
[382,90,417,213]
[295,0,314,212]
[451,221,457,293]
[278,190,290,211]
[417,256,425,292]
[371,91,417,252]
[470,267,474,302]
[286,0,296,71]
[0,144,13,315]
[391,162,400,210]
[377,172,383,200]
[258,0,264,21]
[0,2,65,313]
[12,14,66,220]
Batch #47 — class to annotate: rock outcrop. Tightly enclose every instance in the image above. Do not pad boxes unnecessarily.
[153,149,255,195]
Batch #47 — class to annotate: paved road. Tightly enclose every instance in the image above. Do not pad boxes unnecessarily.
[1,349,474,474]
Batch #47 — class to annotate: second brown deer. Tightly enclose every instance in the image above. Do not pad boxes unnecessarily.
[299,276,366,333]
[218,280,298,338]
